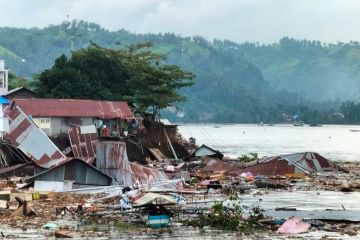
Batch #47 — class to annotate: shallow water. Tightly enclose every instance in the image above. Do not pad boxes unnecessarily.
[177,124,360,161]
[2,221,357,239]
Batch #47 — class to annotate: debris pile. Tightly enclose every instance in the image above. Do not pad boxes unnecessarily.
[0,98,357,238]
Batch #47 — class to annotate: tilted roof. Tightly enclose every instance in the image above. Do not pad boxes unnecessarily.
[233,152,339,177]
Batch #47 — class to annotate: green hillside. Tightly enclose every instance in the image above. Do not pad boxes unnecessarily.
[0,45,19,59]
[0,21,285,122]
[217,38,360,102]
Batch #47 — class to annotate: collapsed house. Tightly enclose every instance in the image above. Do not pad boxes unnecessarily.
[0,98,182,190]
[198,159,240,176]
[5,105,67,168]
[96,141,168,186]
[234,152,339,177]
[26,158,113,191]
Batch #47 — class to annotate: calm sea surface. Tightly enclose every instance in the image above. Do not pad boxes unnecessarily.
[177,124,360,162]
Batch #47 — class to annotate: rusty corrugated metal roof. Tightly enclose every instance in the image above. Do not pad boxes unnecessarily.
[4,106,67,168]
[232,159,296,177]
[201,159,239,173]
[96,141,168,186]
[68,126,97,163]
[233,152,338,177]
[130,162,168,185]
[15,98,133,119]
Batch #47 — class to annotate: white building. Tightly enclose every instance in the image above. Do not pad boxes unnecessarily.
[0,60,8,96]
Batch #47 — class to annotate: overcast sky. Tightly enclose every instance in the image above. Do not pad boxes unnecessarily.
[0,0,359,43]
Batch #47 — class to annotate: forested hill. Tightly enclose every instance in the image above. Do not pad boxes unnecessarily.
[0,20,289,123]
[0,21,359,123]
[216,37,360,102]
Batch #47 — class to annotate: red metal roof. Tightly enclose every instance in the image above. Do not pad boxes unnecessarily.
[68,126,97,162]
[15,98,133,119]
[201,159,239,173]
[231,152,339,177]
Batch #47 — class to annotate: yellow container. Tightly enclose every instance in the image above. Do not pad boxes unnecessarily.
[32,192,40,200]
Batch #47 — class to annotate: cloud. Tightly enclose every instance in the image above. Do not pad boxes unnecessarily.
[0,0,359,43]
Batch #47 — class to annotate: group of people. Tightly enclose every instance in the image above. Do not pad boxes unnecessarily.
[94,118,140,137]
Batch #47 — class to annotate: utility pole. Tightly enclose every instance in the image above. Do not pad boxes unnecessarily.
[63,15,81,51]
[181,39,184,67]
[68,31,81,51]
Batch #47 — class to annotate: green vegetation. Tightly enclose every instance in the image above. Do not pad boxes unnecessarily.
[0,45,20,59]
[340,101,360,124]
[219,37,360,102]
[35,42,194,117]
[2,20,360,123]
[237,153,258,163]
[186,196,265,233]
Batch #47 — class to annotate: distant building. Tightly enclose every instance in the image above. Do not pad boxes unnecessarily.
[15,98,133,136]
[185,144,224,160]
[3,87,36,100]
[0,60,8,96]
[0,60,36,100]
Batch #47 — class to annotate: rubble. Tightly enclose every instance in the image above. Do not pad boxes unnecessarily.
[0,98,358,238]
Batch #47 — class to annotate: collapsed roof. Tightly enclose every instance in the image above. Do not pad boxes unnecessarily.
[5,106,66,168]
[200,159,240,174]
[96,141,168,186]
[234,152,339,177]
[26,158,113,186]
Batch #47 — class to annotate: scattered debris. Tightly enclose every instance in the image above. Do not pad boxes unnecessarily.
[0,98,357,238]
[11,197,37,217]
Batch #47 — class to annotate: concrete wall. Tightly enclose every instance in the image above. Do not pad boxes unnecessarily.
[49,117,93,136]
[34,116,128,137]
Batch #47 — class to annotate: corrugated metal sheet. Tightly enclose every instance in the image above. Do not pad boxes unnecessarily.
[96,141,168,186]
[233,152,338,177]
[96,141,132,186]
[130,163,168,185]
[27,158,112,186]
[68,126,97,163]
[201,159,239,173]
[233,159,297,176]
[4,106,66,168]
[15,98,133,119]
[133,193,176,207]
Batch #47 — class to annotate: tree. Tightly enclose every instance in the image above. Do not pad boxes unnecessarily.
[36,44,131,100]
[124,43,195,117]
[8,72,30,89]
[35,42,195,117]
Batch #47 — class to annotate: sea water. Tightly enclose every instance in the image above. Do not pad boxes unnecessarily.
[177,124,360,161]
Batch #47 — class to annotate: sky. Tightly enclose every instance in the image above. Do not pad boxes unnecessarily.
[0,0,360,43]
